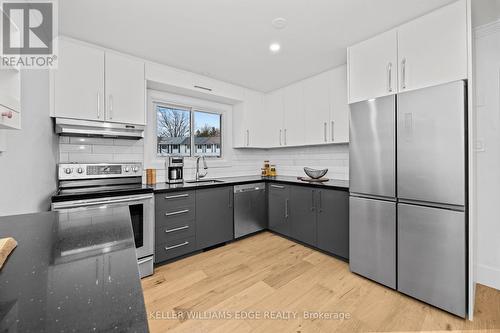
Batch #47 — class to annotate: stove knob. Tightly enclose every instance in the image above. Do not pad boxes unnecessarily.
[77,167,84,174]
[124,167,130,172]
[132,166,139,173]
[64,168,72,174]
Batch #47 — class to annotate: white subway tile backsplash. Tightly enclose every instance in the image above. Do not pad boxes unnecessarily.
[58,137,145,164]
[57,135,349,180]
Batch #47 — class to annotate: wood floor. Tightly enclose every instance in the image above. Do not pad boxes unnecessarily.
[142,232,500,333]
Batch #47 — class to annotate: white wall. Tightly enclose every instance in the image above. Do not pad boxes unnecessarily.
[145,90,349,183]
[472,0,500,27]
[0,70,58,216]
[474,19,500,290]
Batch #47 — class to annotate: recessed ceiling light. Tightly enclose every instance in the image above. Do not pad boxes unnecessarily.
[269,43,281,54]
[272,17,287,30]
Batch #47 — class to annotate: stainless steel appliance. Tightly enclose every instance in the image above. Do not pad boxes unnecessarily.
[349,80,467,317]
[166,157,184,184]
[234,183,267,238]
[55,118,144,139]
[51,163,154,278]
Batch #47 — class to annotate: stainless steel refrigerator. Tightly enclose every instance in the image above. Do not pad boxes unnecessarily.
[349,80,467,318]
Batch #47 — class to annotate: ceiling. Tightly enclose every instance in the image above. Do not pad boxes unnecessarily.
[59,0,456,92]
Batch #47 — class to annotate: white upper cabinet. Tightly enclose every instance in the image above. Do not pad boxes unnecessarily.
[53,39,146,125]
[282,82,305,146]
[397,0,467,92]
[303,71,332,145]
[232,102,247,148]
[330,65,349,143]
[348,30,397,103]
[54,39,105,122]
[347,0,468,103]
[263,90,284,147]
[145,62,244,102]
[232,89,263,148]
[105,52,145,125]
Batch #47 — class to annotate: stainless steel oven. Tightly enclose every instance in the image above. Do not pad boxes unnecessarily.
[51,163,155,278]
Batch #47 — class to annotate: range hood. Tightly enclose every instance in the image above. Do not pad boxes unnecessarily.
[55,118,144,139]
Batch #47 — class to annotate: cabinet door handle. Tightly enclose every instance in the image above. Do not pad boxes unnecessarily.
[165,209,189,216]
[246,129,250,146]
[387,62,393,92]
[228,188,233,208]
[285,199,289,219]
[279,129,282,145]
[165,225,189,233]
[284,129,287,146]
[311,190,315,211]
[401,58,407,90]
[318,191,323,212]
[271,184,285,189]
[331,121,335,142]
[108,94,113,120]
[194,85,212,92]
[165,241,189,251]
[324,122,327,142]
[165,194,189,199]
[97,92,101,119]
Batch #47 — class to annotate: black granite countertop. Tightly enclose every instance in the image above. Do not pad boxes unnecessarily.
[150,175,349,193]
[0,208,148,333]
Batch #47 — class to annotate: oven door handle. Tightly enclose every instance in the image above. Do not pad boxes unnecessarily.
[52,194,153,210]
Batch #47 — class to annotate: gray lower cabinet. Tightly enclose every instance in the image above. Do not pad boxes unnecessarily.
[195,186,234,249]
[316,189,349,259]
[288,185,349,258]
[289,186,317,246]
[268,184,291,237]
[155,191,197,263]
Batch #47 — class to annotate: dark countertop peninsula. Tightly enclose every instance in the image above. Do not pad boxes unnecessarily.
[151,175,349,193]
[0,208,148,333]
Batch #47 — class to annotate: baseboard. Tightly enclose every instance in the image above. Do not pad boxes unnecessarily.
[476,263,500,290]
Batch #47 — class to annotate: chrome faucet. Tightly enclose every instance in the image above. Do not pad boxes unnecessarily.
[195,156,208,181]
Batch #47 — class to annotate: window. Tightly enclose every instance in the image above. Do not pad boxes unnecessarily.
[156,104,222,158]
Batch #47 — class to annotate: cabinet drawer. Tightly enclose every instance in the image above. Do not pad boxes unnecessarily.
[155,191,195,211]
[156,218,195,242]
[155,236,197,263]
[156,205,195,227]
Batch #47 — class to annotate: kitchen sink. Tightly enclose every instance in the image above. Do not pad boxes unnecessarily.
[185,179,225,184]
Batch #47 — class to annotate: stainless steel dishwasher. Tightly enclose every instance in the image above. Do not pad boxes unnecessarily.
[234,183,267,238]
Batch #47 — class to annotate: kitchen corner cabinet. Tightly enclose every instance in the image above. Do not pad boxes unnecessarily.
[347,0,467,103]
[232,89,264,148]
[195,186,234,249]
[268,184,291,237]
[53,39,145,125]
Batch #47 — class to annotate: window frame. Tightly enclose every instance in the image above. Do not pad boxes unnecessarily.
[155,102,223,159]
